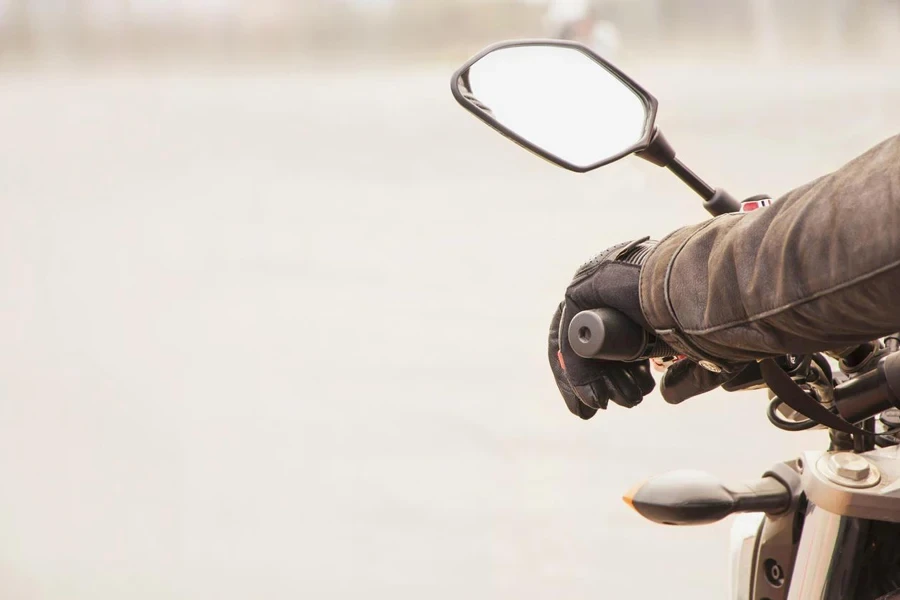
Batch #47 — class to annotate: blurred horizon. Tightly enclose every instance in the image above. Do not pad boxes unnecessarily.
[0,0,899,66]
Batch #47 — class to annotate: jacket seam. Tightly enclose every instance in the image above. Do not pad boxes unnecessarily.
[683,257,900,335]
[639,228,684,324]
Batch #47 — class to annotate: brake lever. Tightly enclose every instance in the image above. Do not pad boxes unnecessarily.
[722,355,813,393]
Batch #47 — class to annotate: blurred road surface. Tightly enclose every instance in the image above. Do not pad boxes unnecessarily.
[1,58,899,599]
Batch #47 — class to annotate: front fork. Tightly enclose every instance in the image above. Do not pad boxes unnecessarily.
[729,513,765,600]
[730,498,801,600]
[730,504,865,600]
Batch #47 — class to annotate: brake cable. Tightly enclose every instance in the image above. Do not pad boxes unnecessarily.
[760,358,876,437]
[766,397,819,432]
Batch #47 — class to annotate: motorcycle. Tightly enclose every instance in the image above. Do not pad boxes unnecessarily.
[450,40,900,600]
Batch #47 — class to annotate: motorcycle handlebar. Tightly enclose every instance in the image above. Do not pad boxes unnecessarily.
[568,308,900,427]
[834,352,900,424]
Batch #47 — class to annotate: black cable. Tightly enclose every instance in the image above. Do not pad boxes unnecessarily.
[767,398,819,431]
[811,353,833,382]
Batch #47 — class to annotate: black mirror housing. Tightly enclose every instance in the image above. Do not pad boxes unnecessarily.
[450,39,659,173]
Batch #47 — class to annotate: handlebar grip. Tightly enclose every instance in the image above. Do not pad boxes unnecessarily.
[568,308,651,361]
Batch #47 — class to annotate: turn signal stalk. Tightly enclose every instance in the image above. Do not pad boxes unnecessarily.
[623,470,794,526]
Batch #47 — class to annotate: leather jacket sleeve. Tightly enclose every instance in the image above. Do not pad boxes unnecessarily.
[640,134,900,370]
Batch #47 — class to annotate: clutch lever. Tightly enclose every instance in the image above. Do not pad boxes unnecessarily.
[722,355,813,393]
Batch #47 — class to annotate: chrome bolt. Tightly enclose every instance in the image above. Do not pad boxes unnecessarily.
[827,453,871,482]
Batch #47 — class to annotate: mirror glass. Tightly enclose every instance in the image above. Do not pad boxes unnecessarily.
[464,46,649,169]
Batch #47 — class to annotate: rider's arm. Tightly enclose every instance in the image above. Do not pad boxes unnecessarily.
[640,134,900,370]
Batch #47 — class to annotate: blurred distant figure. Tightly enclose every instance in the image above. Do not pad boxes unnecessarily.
[750,0,781,62]
[821,0,854,56]
[544,0,621,58]
[343,0,395,14]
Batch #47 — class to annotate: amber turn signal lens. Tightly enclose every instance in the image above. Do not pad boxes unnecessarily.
[622,480,646,510]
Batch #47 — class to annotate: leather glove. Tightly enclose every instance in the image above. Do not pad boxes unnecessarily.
[549,239,657,419]
[659,358,739,404]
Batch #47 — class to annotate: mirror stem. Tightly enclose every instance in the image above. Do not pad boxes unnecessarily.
[637,129,741,216]
[637,130,713,200]
[667,157,715,200]
[670,161,740,216]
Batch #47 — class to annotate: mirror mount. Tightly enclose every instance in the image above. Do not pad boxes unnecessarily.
[636,129,740,216]
[634,128,676,168]
[701,188,741,217]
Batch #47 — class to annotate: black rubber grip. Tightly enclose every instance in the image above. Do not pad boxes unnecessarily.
[568,308,677,361]
[568,308,650,361]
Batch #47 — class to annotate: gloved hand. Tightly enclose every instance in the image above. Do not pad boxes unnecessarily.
[548,239,657,419]
[549,238,741,418]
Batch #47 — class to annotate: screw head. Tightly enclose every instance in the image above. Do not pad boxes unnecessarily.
[764,558,785,588]
[827,453,871,482]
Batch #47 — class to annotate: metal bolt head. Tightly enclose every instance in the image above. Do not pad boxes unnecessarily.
[827,453,871,482]
[881,407,900,429]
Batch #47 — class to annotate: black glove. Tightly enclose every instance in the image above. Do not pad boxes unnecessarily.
[659,358,739,405]
[548,239,657,419]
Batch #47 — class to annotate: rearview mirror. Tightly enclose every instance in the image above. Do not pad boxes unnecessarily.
[451,40,657,172]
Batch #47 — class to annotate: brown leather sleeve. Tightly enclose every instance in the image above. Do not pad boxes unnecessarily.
[640,134,900,368]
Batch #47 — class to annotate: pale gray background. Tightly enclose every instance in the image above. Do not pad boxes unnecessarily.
[1,1,899,598]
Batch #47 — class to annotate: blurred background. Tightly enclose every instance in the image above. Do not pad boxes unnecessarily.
[1,0,900,63]
[1,1,899,599]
